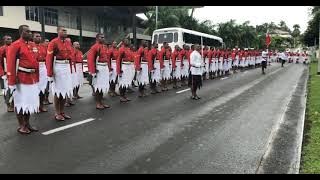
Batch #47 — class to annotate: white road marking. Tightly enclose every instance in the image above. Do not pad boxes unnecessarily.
[243,71,248,74]
[176,88,190,94]
[220,77,229,80]
[42,118,96,135]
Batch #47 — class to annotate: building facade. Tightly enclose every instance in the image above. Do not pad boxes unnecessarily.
[0,6,149,51]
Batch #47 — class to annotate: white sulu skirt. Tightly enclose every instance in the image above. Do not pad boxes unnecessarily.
[14,83,40,114]
[137,62,149,86]
[52,63,73,99]
[204,58,210,73]
[118,63,135,88]
[71,65,78,89]
[228,59,232,69]
[181,59,189,78]
[162,60,171,80]
[76,63,84,87]
[109,60,117,83]
[38,62,48,94]
[151,60,161,83]
[234,59,239,67]
[93,65,110,94]
[218,60,223,71]
[173,60,182,79]
[223,59,229,71]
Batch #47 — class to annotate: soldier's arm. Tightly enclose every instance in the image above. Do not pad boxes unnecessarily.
[116,48,124,75]
[0,49,4,76]
[46,42,55,77]
[87,46,97,74]
[6,44,18,86]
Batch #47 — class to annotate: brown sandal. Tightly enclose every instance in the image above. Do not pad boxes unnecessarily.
[55,114,65,121]
[17,127,31,135]
[61,113,71,119]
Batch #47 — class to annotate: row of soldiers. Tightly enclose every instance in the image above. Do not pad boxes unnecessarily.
[0,24,282,135]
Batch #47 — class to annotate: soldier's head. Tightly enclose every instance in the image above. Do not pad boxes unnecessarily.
[194,44,201,52]
[33,32,42,44]
[19,25,32,41]
[153,42,158,49]
[112,41,117,48]
[163,42,169,49]
[185,45,190,51]
[96,33,105,44]
[57,26,67,39]
[191,45,195,51]
[44,39,49,47]
[123,38,129,46]
[2,35,12,46]
[73,41,80,49]
[174,45,179,51]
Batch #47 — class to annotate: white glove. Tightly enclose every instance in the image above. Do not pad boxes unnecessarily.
[137,71,141,74]
[9,85,16,92]
[1,75,7,80]
[47,77,54,83]
[151,70,155,73]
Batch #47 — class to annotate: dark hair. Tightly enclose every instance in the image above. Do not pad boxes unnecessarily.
[57,26,65,32]
[96,33,104,39]
[32,32,41,37]
[2,35,11,41]
[18,25,29,35]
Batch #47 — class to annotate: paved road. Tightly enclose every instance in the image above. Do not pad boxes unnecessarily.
[0,63,308,174]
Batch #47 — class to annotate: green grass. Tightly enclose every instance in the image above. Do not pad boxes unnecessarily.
[301,60,320,173]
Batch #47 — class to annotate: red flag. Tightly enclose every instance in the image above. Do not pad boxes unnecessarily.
[265,31,271,47]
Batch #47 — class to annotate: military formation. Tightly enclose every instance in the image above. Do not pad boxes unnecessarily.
[0,25,310,135]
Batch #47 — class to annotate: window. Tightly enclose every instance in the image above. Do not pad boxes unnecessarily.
[174,32,178,42]
[0,6,3,16]
[44,8,58,26]
[183,33,201,44]
[153,34,158,44]
[25,6,39,22]
[158,33,173,44]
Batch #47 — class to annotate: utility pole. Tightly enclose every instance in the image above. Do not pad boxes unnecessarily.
[155,6,158,30]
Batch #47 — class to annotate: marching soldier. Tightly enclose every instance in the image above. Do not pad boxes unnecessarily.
[135,40,149,96]
[117,39,135,102]
[87,33,111,110]
[181,44,189,85]
[65,38,77,107]
[172,45,182,88]
[72,41,84,99]
[46,26,74,121]
[159,42,171,91]
[108,41,120,97]
[0,35,14,112]
[31,32,48,112]
[202,46,209,80]
[148,43,162,94]
[7,25,40,134]
[43,38,52,105]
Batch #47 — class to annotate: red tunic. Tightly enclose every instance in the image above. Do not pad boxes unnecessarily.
[147,47,158,72]
[117,46,133,75]
[0,45,9,76]
[73,48,83,71]
[207,50,213,63]
[46,37,74,77]
[7,38,39,86]
[87,42,110,74]
[171,49,179,70]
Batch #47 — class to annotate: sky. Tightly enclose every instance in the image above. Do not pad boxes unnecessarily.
[192,6,311,33]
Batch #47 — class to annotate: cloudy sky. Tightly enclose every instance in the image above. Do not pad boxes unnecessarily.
[193,6,311,33]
